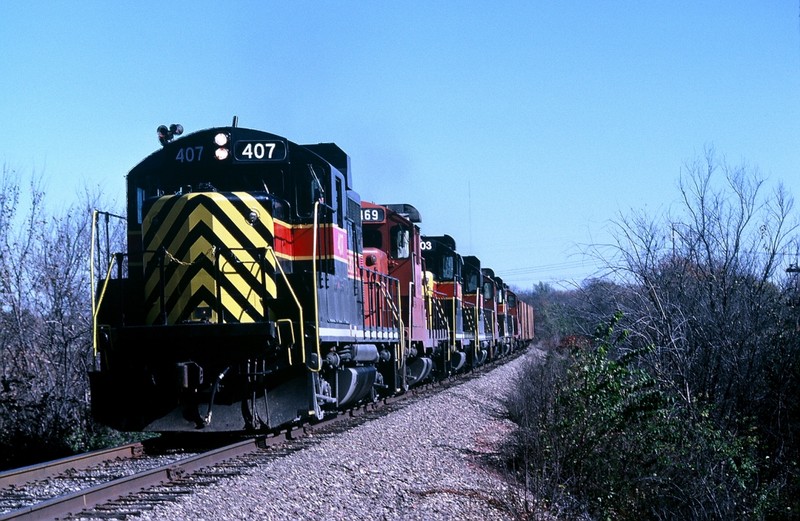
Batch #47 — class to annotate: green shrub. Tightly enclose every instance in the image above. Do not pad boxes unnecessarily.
[505,313,766,520]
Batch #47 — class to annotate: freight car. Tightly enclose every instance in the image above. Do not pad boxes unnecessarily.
[90,122,533,433]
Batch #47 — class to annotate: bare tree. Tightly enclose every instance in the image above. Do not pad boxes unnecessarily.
[603,150,798,420]
[496,151,799,518]
[0,165,122,467]
[591,149,800,516]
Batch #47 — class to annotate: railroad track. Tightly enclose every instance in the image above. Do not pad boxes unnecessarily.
[0,352,521,520]
[0,444,144,492]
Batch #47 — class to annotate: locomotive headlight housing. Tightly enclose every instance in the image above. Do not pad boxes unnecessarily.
[214,133,230,160]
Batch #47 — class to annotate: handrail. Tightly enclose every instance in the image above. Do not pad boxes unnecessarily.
[451,288,457,350]
[90,210,99,355]
[395,278,405,372]
[474,290,480,356]
[264,245,305,365]
[359,265,402,337]
[90,209,126,356]
[408,280,413,341]
[429,292,450,334]
[310,202,322,372]
[276,319,295,362]
[377,279,405,370]
[91,256,118,356]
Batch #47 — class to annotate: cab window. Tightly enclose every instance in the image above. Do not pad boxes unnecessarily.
[391,226,410,259]
[442,256,454,280]
[465,273,479,293]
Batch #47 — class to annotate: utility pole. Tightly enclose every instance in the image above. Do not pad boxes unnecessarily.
[788,263,800,331]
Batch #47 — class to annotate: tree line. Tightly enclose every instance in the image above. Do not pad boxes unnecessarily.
[507,151,800,519]
[0,166,127,469]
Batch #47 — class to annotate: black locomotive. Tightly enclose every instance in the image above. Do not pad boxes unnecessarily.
[90,122,534,433]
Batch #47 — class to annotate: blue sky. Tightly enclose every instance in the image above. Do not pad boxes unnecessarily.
[2,2,799,290]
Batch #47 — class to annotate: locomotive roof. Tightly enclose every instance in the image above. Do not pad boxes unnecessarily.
[382,203,422,223]
[463,255,482,268]
[421,234,457,252]
[128,126,352,189]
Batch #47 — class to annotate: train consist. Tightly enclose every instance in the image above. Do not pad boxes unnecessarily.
[90,123,534,433]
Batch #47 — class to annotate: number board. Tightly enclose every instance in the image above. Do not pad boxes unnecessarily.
[361,208,385,223]
[234,140,288,162]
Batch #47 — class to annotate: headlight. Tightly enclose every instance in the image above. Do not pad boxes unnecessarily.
[214,133,230,160]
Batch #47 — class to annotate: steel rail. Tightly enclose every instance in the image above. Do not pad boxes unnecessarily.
[0,346,529,521]
[0,443,143,490]
[0,437,267,521]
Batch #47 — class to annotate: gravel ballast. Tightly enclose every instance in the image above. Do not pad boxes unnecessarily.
[133,352,533,521]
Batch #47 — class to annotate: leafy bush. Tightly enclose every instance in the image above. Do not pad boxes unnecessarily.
[505,313,768,520]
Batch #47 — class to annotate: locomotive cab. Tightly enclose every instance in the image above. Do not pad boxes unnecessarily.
[493,276,513,356]
[480,268,502,359]
[360,202,437,385]
[462,255,489,366]
[420,235,467,373]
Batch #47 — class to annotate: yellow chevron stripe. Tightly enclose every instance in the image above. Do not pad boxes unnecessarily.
[172,273,216,324]
[152,218,276,310]
[142,192,277,325]
[145,267,216,324]
[219,256,278,307]
[143,235,214,298]
[145,196,169,220]
[144,194,276,268]
[144,264,277,324]
[220,288,252,322]
[229,192,275,242]
[146,196,188,250]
